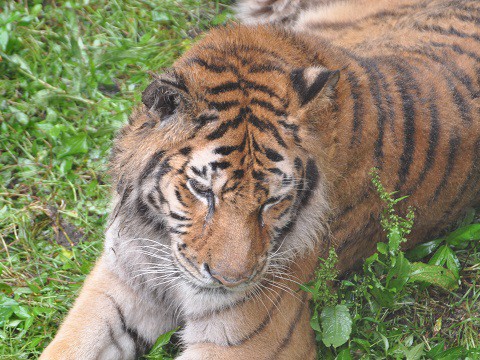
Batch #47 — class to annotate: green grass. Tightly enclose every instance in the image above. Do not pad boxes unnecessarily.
[0,1,478,359]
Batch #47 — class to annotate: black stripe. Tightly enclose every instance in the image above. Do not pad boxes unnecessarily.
[179,147,191,156]
[431,41,480,63]
[233,169,245,179]
[243,80,283,101]
[249,63,286,74]
[191,166,203,178]
[154,160,172,182]
[264,147,284,162]
[278,120,301,144]
[252,170,266,181]
[389,45,478,122]
[136,197,149,217]
[251,98,286,117]
[194,113,219,129]
[206,107,246,140]
[299,159,319,208]
[107,322,123,354]
[388,61,418,191]
[170,212,191,221]
[294,157,303,172]
[431,131,461,202]
[221,181,241,196]
[175,189,188,207]
[231,287,285,345]
[214,146,238,156]
[139,150,165,184]
[358,58,391,168]
[437,136,480,223]
[103,293,152,358]
[447,76,473,125]
[208,100,240,111]
[169,228,187,235]
[405,87,440,194]
[188,58,229,73]
[207,81,242,95]
[269,293,308,359]
[267,167,285,176]
[414,23,480,43]
[248,113,288,148]
[346,71,364,145]
[210,161,231,171]
[146,193,161,211]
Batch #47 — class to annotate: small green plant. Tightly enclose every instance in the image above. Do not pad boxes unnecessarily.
[302,248,352,350]
[304,169,480,359]
[143,328,178,360]
[364,169,458,311]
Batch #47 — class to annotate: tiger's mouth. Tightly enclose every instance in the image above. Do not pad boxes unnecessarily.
[171,247,268,293]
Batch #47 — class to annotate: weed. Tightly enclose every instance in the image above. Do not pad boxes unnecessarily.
[306,170,480,359]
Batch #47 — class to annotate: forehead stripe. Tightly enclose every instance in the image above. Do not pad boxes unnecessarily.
[207,81,242,95]
[139,150,165,184]
[264,148,284,162]
[214,146,238,155]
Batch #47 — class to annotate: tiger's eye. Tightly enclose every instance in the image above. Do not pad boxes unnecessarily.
[189,179,212,197]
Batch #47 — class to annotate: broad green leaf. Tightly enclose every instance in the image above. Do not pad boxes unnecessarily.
[320,305,352,348]
[404,343,424,360]
[310,310,321,332]
[377,242,388,255]
[387,252,411,292]
[0,28,8,51]
[409,263,458,291]
[406,238,443,261]
[428,245,450,267]
[145,327,178,359]
[432,346,465,360]
[388,227,403,254]
[426,340,445,358]
[59,133,88,158]
[13,305,31,320]
[352,338,371,352]
[336,348,352,360]
[445,224,480,246]
[0,294,18,326]
[445,247,461,280]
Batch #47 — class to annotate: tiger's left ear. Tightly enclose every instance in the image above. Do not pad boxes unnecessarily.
[290,67,340,106]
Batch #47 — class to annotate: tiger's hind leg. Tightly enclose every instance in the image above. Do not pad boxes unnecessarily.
[40,256,177,360]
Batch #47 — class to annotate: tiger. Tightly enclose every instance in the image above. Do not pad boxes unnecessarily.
[41,0,480,359]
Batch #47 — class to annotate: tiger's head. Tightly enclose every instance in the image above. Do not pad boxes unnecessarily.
[108,26,339,296]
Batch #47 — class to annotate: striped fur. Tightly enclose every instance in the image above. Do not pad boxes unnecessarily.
[42,0,480,359]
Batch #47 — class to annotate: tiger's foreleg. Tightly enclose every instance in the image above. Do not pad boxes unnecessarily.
[176,251,319,360]
[40,256,176,360]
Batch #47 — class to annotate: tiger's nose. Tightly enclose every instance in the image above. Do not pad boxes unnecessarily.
[204,263,252,287]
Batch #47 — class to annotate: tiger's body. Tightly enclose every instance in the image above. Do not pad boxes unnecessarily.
[41,0,480,359]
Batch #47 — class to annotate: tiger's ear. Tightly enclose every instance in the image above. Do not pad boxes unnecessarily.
[290,67,340,106]
[142,81,181,120]
[142,72,188,120]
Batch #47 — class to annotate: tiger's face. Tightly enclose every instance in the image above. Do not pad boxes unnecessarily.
[110,27,339,294]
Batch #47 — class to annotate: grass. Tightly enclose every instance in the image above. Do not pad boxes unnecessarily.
[0,1,478,359]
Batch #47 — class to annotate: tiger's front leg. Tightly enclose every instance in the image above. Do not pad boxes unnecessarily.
[40,255,177,360]
[176,251,319,360]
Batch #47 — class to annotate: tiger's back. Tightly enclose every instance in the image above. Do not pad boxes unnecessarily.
[289,0,480,267]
